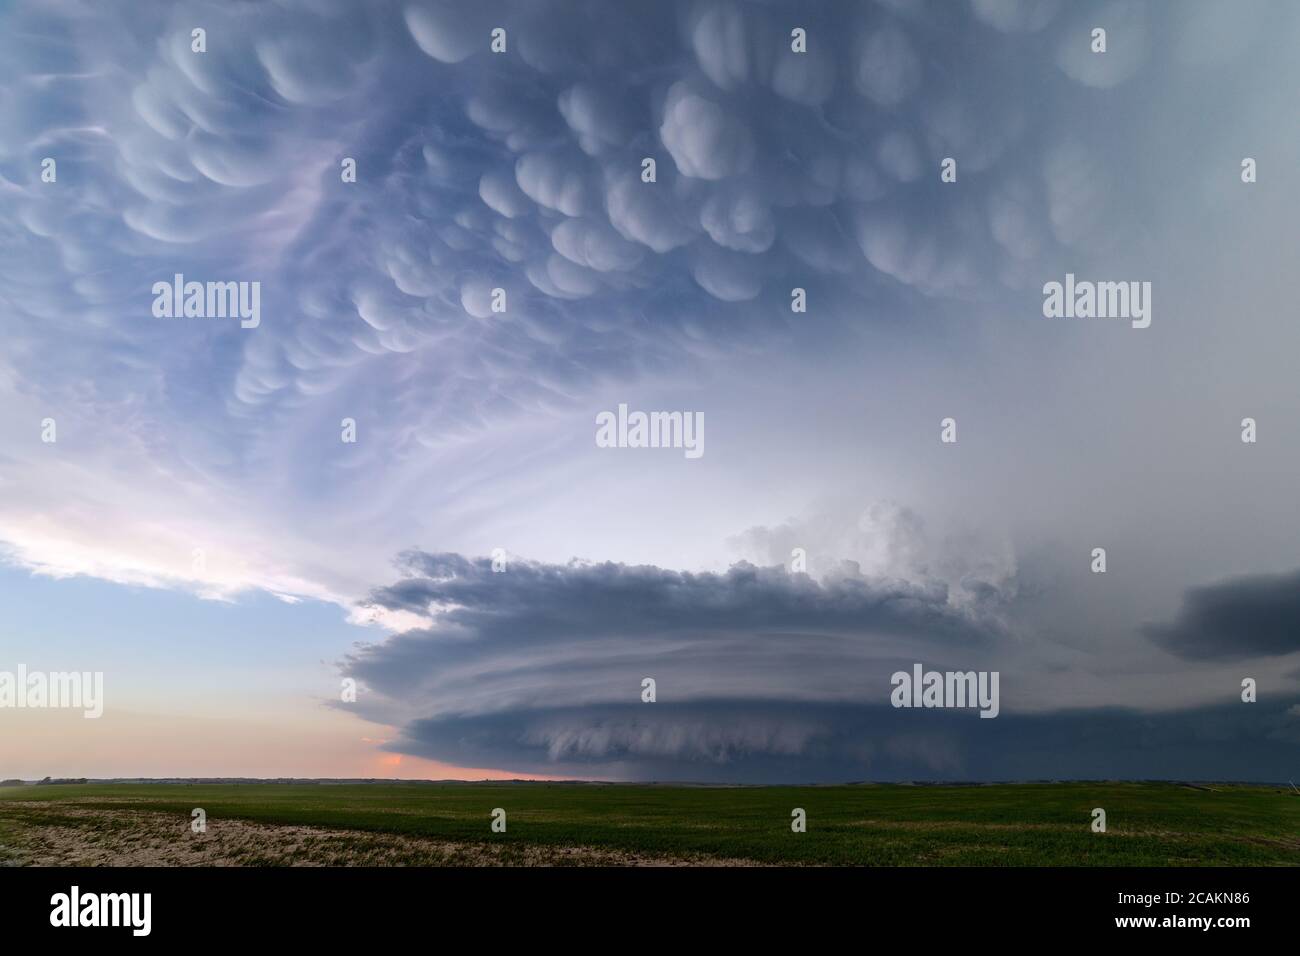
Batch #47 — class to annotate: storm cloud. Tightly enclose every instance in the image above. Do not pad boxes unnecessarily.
[340,548,1019,775]
[1145,569,1300,661]
[342,549,1300,780]
[347,549,1013,709]
[4,0,1293,604]
[2,1,1299,781]
[385,699,1300,783]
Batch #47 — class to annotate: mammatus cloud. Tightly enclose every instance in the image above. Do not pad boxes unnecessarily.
[1,1,1298,784]
[1144,569,1300,661]
[3,0,1285,603]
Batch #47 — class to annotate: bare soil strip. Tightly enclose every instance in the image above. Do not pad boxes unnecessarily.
[0,804,760,867]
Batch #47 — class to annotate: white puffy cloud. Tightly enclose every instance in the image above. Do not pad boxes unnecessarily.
[876,130,924,182]
[515,150,590,216]
[550,218,644,272]
[1055,1,1147,89]
[692,244,763,301]
[479,168,531,218]
[700,187,776,253]
[659,82,756,180]
[403,1,491,64]
[605,174,699,253]
[853,25,921,107]
[688,1,752,92]
[970,0,1061,33]
[557,83,633,155]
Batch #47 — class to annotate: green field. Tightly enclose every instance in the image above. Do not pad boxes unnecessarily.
[1,781,1296,866]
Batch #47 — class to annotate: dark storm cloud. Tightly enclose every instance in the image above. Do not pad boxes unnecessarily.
[384,695,1300,784]
[342,549,1300,781]
[368,549,1005,642]
[340,549,1018,775]
[1144,569,1300,661]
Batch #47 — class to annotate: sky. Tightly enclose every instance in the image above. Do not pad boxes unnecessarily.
[1,0,1298,783]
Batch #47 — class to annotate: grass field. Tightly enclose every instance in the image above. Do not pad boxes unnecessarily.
[1,781,1296,866]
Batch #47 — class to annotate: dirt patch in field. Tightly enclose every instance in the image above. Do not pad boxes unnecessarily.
[0,804,761,867]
